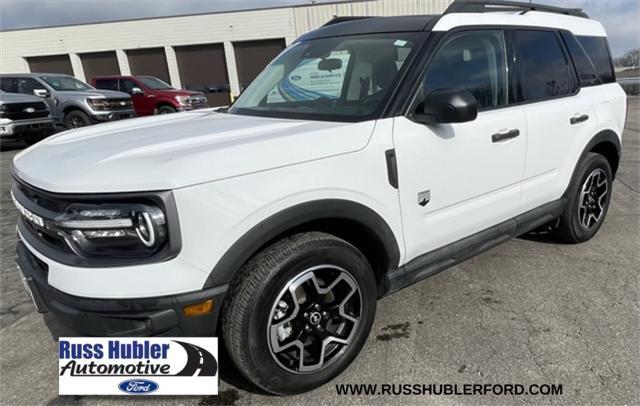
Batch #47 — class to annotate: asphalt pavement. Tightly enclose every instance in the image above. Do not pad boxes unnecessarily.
[0,98,638,406]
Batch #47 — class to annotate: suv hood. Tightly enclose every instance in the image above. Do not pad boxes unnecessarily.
[56,89,130,99]
[13,111,375,193]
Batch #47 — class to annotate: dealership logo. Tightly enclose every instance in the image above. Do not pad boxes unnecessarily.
[23,107,36,113]
[59,337,218,395]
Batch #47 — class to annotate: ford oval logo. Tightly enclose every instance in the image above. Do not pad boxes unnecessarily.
[118,379,159,394]
[290,75,302,81]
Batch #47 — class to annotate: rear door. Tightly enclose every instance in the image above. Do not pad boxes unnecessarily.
[394,29,527,263]
[511,29,597,211]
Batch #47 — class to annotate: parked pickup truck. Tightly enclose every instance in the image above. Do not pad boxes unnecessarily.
[92,75,208,116]
[0,73,135,129]
[0,91,54,145]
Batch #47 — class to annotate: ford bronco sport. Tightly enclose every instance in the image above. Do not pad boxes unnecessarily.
[11,0,626,395]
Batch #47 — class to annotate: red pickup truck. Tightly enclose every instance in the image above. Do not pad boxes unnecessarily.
[91,75,208,116]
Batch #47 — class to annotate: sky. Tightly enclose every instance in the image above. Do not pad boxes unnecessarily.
[0,0,638,57]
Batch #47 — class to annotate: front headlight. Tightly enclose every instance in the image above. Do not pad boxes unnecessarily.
[175,95,191,106]
[55,202,167,257]
[87,98,107,111]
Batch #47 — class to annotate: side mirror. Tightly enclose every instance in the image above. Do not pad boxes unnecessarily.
[412,88,478,125]
[131,87,144,95]
[33,89,49,98]
[318,58,342,72]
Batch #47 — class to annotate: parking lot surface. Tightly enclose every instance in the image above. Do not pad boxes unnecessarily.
[1,98,638,406]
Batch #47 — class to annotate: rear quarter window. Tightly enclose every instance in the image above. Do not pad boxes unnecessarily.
[577,36,615,84]
[560,31,600,87]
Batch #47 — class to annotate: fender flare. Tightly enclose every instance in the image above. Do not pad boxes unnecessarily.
[61,102,91,116]
[574,129,621,179]
[203,199,401,287]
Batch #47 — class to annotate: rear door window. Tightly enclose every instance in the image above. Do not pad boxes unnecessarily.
[513,30,575,102]
[577,36,615,84]
[94,79,118,91]
[0,77,18,93]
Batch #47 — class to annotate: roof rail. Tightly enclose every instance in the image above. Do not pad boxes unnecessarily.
[322,16,373,27]
[444,0,589,19]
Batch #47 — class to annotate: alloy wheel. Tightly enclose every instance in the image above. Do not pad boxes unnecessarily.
[578,168,608,229]
[267,265,362,374]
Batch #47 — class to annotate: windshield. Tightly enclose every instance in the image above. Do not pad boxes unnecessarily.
[229,33,423,121]
[137,76,174,90]
[39,76,93,91]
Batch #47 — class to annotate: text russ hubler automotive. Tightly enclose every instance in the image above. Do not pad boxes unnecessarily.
[58,337,218,395]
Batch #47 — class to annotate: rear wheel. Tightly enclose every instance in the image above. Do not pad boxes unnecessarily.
[555,153,612,243]
[221,232,377,395]
[64,110,91,129]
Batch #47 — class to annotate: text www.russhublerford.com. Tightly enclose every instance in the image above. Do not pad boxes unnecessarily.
[335,383,563,397]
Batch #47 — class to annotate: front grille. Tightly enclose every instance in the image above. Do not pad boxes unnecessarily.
[1,101,49,120]
[189,96,208,107]
[103,98,133,111]
[13,179,74,255]
[15,179,67,212]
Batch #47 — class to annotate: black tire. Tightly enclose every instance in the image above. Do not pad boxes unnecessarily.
[64,110,91,129]
[555,152,612,243]
[221,232,377,395]
[156,105,177,114]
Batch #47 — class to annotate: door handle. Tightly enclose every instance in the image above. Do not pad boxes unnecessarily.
[570,114,589,125]
[492,129,520,143]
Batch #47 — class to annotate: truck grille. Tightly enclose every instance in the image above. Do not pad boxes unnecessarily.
[103,98,133,111]
[1,101,49,120]
[189,95,209,108]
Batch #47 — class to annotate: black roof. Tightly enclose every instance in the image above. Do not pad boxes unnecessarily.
[294,15,435,42]
[295,0,589,43]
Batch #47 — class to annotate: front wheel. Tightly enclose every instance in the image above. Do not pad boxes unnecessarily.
[64,110,91,129]
[555,152,613,243]
[222,232,377,395]
[156,105,177,114]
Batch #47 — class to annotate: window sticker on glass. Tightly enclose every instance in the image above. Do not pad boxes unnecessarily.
[267,50,351,103]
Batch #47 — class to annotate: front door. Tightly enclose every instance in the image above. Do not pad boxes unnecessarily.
[120,79,154,116]
[393,29,526,263]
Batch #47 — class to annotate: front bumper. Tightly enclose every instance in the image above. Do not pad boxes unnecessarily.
[16,240,227,337]
[90,110,136,123]
[0,118,55,137]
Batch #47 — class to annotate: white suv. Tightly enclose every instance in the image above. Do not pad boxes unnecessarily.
[11,0,626,395]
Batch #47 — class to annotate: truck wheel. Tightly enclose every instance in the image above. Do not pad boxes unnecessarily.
[555,152,612,243]
[64,110,91,129]
[221,232,377,395]
[156,105,176,114]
